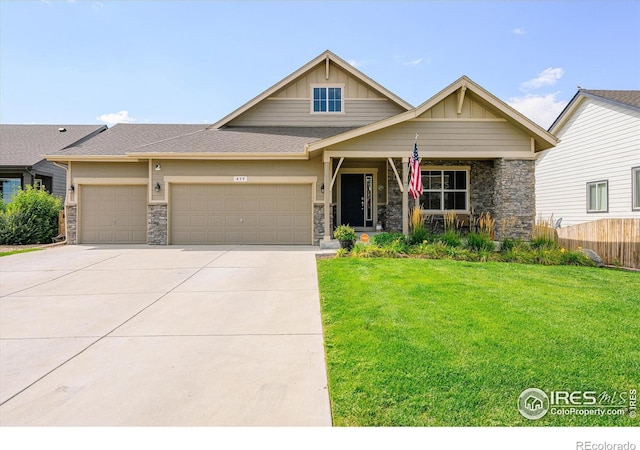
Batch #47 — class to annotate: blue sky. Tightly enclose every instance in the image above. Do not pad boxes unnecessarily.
[1,0,639,128]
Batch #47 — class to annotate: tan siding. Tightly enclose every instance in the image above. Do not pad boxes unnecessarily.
[327,120,531,155]
[419,92,499,120]
[273,63,384,100]
[228,99,405,127]
[72,161,147,178]
[151,157,324,202]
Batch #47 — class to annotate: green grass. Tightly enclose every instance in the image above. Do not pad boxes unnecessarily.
[0,247,43,257]
[317,258,640,426]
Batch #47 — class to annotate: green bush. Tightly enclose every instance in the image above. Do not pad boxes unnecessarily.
[372,232,406,247]
[0,186,62,245]
[439,229,462,247]
[500,237,520,253]
[408,226,430,245]
[466,232,496,252]
[530,236,557,250]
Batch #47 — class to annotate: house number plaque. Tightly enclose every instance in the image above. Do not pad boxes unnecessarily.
[233,176,248,182]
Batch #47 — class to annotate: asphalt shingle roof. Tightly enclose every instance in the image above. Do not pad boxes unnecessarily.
[0,124,106,166]
[582,90,640,109]
[54,124,356,156]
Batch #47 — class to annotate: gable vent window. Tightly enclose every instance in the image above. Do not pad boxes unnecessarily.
[312,86,343,113]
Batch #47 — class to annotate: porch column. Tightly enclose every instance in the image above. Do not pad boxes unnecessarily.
[402,156,409,235]
[323,157,332,241]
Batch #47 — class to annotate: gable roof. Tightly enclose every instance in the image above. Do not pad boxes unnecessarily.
[549,89,640,133]
[308,76,558,153]
[210,50,413,128]
[0,124,107,166]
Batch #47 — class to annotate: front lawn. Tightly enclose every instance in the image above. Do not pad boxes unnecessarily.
[317,258,640,426]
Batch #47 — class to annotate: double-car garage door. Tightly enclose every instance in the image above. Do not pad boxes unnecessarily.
[78,183,312,245]
[171,184,312,245]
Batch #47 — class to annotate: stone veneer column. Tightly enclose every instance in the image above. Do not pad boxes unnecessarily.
[65,204,77,244]
[148,204,168,245]
[385,158,403,232]
[493,159,535,240]
[314,204,334,244]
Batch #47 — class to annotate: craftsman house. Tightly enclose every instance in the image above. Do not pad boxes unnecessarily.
[45,50,557,245]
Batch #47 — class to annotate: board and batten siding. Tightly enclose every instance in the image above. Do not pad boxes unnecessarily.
[228,61,406,127]
[228,98,406,127]
[536,98,640,226]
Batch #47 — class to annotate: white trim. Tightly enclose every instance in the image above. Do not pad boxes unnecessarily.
[310,84,345,114]
[420,167,471,213]
[586,180,609,213]
[633,167,640,211]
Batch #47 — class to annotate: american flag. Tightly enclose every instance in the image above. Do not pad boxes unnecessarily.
[409,140,423,200]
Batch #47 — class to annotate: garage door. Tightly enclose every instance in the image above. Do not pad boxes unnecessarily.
[171,184,311,245]
[80,185,147,244]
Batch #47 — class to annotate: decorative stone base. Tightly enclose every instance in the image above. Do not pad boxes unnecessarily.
[313,203,334,245]
[148,204,168,245]
[65,204,77,244]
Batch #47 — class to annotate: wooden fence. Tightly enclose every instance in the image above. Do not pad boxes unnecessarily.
[556,219,640,269]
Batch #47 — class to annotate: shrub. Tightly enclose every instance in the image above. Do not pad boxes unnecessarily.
[408,227,430,245]
[0,186,62,245]
[439,229,462,247]
[334,224,356,242]
[466,232,495,252]
[530,236,558,250]
[372,232,407,247]
[500,237,519,253]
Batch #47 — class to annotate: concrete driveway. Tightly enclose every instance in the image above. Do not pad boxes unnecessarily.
[0,245,332,426]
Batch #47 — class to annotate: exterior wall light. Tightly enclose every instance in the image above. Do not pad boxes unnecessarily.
[154,182,161,192]
[68,184,75,192]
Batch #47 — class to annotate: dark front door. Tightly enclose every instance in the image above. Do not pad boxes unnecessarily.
[341,174,365,227]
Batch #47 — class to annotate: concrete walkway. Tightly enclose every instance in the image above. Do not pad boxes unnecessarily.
[0,245,332,426]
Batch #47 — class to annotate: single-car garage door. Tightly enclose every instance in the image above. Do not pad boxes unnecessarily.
[171,184,311,245]
[80,185,147,244]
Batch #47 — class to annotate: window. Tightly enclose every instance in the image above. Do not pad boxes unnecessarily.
[587,180,608,213]
[420,169,469,211]
[633,167,640,211]
[312,86,342,113]
[0,178,21,204]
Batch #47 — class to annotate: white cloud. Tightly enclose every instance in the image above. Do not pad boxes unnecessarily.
[507,93,568,128]
[403,58,424,66]
[520,67,565,91]
[513,28,526,35]
[97,110,136,125]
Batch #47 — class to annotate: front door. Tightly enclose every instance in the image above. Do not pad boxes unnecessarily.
[340,173,374,228]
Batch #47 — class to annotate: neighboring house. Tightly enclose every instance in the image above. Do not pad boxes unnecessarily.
[536,90,640,226]
[0,124,107,203]
[45,50,557,246]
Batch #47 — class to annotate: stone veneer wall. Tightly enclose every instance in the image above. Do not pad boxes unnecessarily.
[313,203,334,244]
[493,159,535,240]
[65,204,77,244]
[148,204,168,245]
[384,158,534,240]
[384,158,404,232]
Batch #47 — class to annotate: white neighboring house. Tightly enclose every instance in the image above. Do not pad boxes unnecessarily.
[536,90,640,227]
